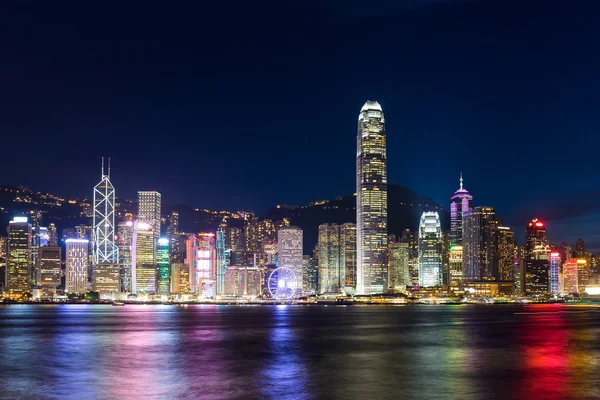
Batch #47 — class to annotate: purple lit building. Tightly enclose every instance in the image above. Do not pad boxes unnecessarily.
[450,173,472,247]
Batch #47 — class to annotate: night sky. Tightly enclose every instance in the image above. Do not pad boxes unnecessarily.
[2,0,600,249]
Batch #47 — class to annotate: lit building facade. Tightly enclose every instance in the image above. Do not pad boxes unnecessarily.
[186,233,216,296]
[277,226,303,292]
[577,258,589,293]
[132,221,154,294]
[117,220,134,292]
[138,191,161,243]
[418,212,442,287]
[38,246,61,295]
[157,238,170,295]
[549,252,560,295]
[562,259,580,294]
[93,263,121,293]
[93,159,119,265]
[449,174,472,280]
[66,239,89,293]
[356,100,388,295]
[7,216,32,297]
[449,245,463,286]
[388,242,410,290]
[216,230,227,295]
[223,266,262,297]
[136,264,158,294]
[496,226,515,281]
[462,206,498,281]
[317,224,341,293]
[170,263,190,294]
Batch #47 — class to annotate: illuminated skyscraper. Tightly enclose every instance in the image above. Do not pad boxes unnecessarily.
[38,246,61,296]
[577,258,589,293]
[216,230,227,295]
[278,226,303,291]
[356,100,388,294]
[462,207,498,281]
[549,252,560,295]
[93,263,121,293]
[449,245,463,286]
[496,226,515,281]
[157,238,170,295]
[132,221,154,294]
[562,259,580,294]
[524,219,548,260]
[6,216,32,297]
[138,191,162,243]
[340,223,357,292]
[575,238,585,258]
[117,220,134,292]
[93,158,118,265]
[523,219,550,295]
[186,233,216,297]
[388,242,410,290]
[450,173,472,246]
[66,239,89,293]
[170,263,190,294]
[318,224,341,293]
[418,212,442,287]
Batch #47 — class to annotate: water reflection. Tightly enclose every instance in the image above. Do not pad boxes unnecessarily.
[1,304,600,399]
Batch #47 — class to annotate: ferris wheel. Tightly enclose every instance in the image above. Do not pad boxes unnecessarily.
[268,267,298,299]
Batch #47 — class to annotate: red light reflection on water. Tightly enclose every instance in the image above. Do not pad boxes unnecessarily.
[515,306,569,400]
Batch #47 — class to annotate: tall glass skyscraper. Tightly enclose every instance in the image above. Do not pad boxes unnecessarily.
[356,100,388,295]
[450,173,472,247]
[93,158,118,265]
[138,191,162,243]
[418,212,442,287]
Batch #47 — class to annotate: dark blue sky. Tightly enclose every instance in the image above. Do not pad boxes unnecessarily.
[2,0,600,249]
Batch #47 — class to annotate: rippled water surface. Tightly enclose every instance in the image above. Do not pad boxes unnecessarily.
[1,304,599,400]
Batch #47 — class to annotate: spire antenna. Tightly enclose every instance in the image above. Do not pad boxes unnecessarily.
[459,171,463,190]
[108,157,111,177]
[101,157,105,176]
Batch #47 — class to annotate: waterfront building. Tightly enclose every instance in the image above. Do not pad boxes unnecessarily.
[450,173,472,278]
[318,224,341,293]
[524,245,550,295]
[496,226,515,281]
[278,226,303,291]
[462,206,498,281]
[157,238,170,295]
[388,241,410,290]
[170,263,190,294]
[66,238,89,293]
[223,266,262,297]
[401,229,419,287]
[577,258,589,293]
[38,246,61,296]
[136,264,158,294]
[524,219,548,260]
[449,245,463,287]
[186,233,216,296]
[6,216,32,297]
[356,100,388,295]
[418,212,442,287]
[562,259,580,294]
[549,252,561,295]
[93,263,121,293]
[93,159,118,265]
[132,221,154,294]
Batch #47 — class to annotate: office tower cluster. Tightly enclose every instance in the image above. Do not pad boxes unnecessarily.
[1,102,598,302]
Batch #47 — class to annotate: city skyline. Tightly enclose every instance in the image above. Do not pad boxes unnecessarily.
[2,0,600,251]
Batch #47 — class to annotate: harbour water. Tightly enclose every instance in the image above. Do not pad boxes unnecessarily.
[0,304,599,399]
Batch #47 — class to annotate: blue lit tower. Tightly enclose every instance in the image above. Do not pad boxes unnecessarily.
[157,238,170,295]
[93,158,119,265]
[216,229,227,295]
[356,101,388,295]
